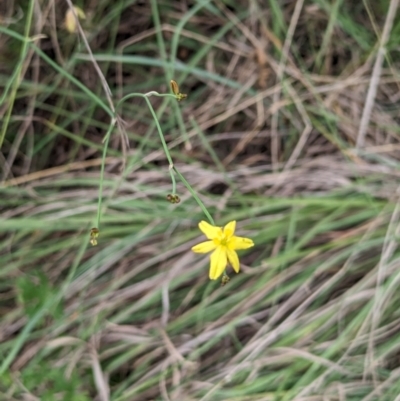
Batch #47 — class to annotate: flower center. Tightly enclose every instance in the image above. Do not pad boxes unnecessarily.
[221,237,229,246]
[214,235,228,247]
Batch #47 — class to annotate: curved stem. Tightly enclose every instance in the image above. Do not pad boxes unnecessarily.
[118,92,215,225]
[116,92,176,111]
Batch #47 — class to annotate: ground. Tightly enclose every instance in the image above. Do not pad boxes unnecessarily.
[1,1,400,400]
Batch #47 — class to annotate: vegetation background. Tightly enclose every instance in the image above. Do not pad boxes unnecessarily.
[2,0,400,400]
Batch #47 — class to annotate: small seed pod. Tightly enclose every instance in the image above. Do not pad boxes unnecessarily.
[167,194,180,204]
[176,93,187,102]
[221,274,230,286]
[90,227,99,246]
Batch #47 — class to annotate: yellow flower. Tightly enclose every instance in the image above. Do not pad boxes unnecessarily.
[192,220,254,280]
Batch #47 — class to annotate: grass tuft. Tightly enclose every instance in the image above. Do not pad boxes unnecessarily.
[1,0,400,400]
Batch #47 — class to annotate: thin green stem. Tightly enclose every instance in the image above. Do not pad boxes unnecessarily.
[0,298,51,375]
[143,96,179,194]
[143,97,174,166]
[0,0,35,150]
[118,93,182,193]
[116,92,176,110]
[170,167,177,194]
[96,119,116,229]
[0,25,113,118]
[150,0,192,149]
[174,167,215,225]
[0,230,90,376]
[150,0,169,78]
[117,91,214,224]
[169,0,211,71]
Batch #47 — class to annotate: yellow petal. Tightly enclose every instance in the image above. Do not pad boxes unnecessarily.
[192,241,217,254]
[199,221,222,240]
[227,249,240,273]
[209,246,227,280]
[228,236,254,250]
[223,220,236,238]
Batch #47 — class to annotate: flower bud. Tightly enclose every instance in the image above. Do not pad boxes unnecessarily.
[65,6,86,33]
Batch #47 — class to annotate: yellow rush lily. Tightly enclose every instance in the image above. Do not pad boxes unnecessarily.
[192,220,254,280]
